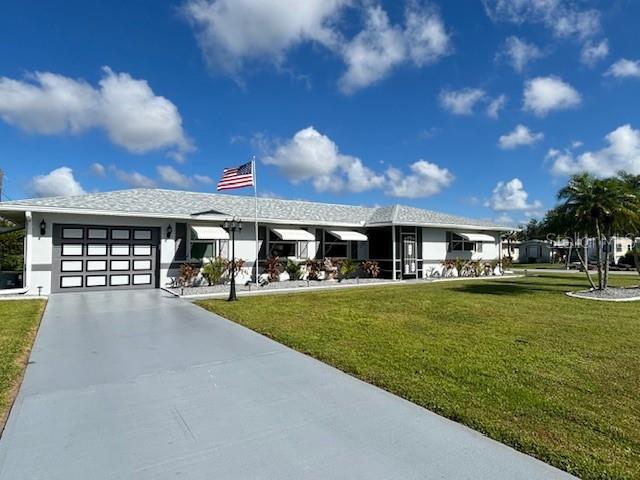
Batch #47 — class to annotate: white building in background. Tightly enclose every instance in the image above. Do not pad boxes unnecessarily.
[0,189,512,295]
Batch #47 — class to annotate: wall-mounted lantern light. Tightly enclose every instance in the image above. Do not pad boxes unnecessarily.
[39,219,46,236]
[167,224,173,238]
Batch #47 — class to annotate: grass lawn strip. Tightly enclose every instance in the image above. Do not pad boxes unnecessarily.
[0,299,46,430]
[197,274,640,480]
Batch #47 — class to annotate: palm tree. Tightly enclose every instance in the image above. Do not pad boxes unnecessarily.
[557,173,640,289]
[619,172,640,276]
[542,205,595,289]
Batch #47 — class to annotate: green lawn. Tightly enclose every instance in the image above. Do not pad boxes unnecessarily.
[197,274,640,480]
[512,263,567,269]
[0,299,46,426]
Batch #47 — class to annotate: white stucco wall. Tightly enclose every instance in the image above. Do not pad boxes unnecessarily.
[421,228,501,276]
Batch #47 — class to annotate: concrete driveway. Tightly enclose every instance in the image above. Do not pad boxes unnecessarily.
[0,290,575,479]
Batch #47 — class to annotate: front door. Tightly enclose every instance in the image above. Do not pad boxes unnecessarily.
[402,234,417,278]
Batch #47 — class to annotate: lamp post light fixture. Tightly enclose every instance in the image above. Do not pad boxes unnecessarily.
[167,224,173,238]
[221,217,242,301]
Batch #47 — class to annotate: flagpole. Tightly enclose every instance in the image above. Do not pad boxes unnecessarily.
[252,156,259,285]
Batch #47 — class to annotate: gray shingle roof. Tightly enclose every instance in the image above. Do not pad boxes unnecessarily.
[0,188,511,229]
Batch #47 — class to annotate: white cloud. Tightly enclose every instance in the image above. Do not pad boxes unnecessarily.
[110,166,156,188]
[157,165,192,188]
[604,59,640,79]
[494,213,514,225]
[0,67,193,160]
[183,0,450,93]
[482,0,601,40]
[90,162,106,176]
[263,126,384,193]
[523,76,581,116]
[486,178,542,211]
[385,159,454,198]
[486,94,507,118]
[580,39,608,66]
[0,67,193,159]
[439,88,486,115]
[338,4,451,94]
[29,167,86,197]
[182,0,347,76]
[548,124,640,177]
[499,36,543,72]
[498,124,544,149]
[193,174,214,184]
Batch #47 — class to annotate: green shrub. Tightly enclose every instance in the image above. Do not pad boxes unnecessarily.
[202,257,227,286]
[338,258,359,281]
[285,259,301,280]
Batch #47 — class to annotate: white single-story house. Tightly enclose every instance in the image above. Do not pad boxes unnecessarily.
[0,188,513,295]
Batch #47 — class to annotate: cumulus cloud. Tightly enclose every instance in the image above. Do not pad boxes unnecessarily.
[0,67,193,160]
[183,0,450,93]
[486,94,507,118]
[498,36,544,72]
[182,0,347,76]
[548,124,640,177]
[385,160,454,198]
[498,124,544,149]
[157,165,192,188]
[193,174,214,184]
[110,166,156,188]
[338,3,451,93]
[90,162,106,176]
[486,178,542,211]
[523,76,581,116]
[580,39,608,66]
[482,0,601,40]
[604,59,640,79]
[439,88,486,115]
[28,167,86,197]
[263,126,453,197]
[263,126,384,193]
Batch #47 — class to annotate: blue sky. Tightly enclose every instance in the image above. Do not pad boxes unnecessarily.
[1,0,639,225]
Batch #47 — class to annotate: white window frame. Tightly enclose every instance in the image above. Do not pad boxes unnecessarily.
[188,239,229,261]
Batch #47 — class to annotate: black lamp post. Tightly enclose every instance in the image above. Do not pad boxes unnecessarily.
[222,217,242,301]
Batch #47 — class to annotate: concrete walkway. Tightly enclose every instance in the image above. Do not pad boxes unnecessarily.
[0,290,575,479]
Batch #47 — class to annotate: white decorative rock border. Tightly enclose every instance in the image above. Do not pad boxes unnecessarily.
[565,288,640,302]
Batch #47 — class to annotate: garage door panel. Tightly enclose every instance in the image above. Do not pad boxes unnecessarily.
[52,224,160,293]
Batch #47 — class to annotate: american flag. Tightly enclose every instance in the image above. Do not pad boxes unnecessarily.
[217,161,254,191]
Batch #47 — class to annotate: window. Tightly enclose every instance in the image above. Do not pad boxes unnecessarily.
[268,230,298,258]
[447,232,475,252]
[189,240,228,261]
[323,231,348,258]
[616,243,623,252]
[88,228,107,239]
[476,242,483,253]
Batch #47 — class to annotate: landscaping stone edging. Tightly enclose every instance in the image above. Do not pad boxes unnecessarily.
[565,289,640,302]
[165,274,524,300]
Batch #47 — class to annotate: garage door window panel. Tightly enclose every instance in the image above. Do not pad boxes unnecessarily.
[111,229,130,240]
[88,228,107,239]
[133,259,152,271]
[86,276,107,287]
[133,274,152,285]
[61,276,83,288]
[134,245,151,256]
[86,260,107,272]
[111,245,130,256]
[134,230,152,240]
[62,244,83,256]
[87,245,108,256]
[61,260,83,272]
[110,275,130,286]
[63,228,83,239]
[110,260,130,271]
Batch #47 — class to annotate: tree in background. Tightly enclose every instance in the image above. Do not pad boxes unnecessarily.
[555,173,640,290]
[619,172,640,277]
[0,219,24,272]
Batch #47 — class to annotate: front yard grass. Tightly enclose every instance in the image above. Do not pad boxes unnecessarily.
[0,299,46,427]
[197,274,640,480]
